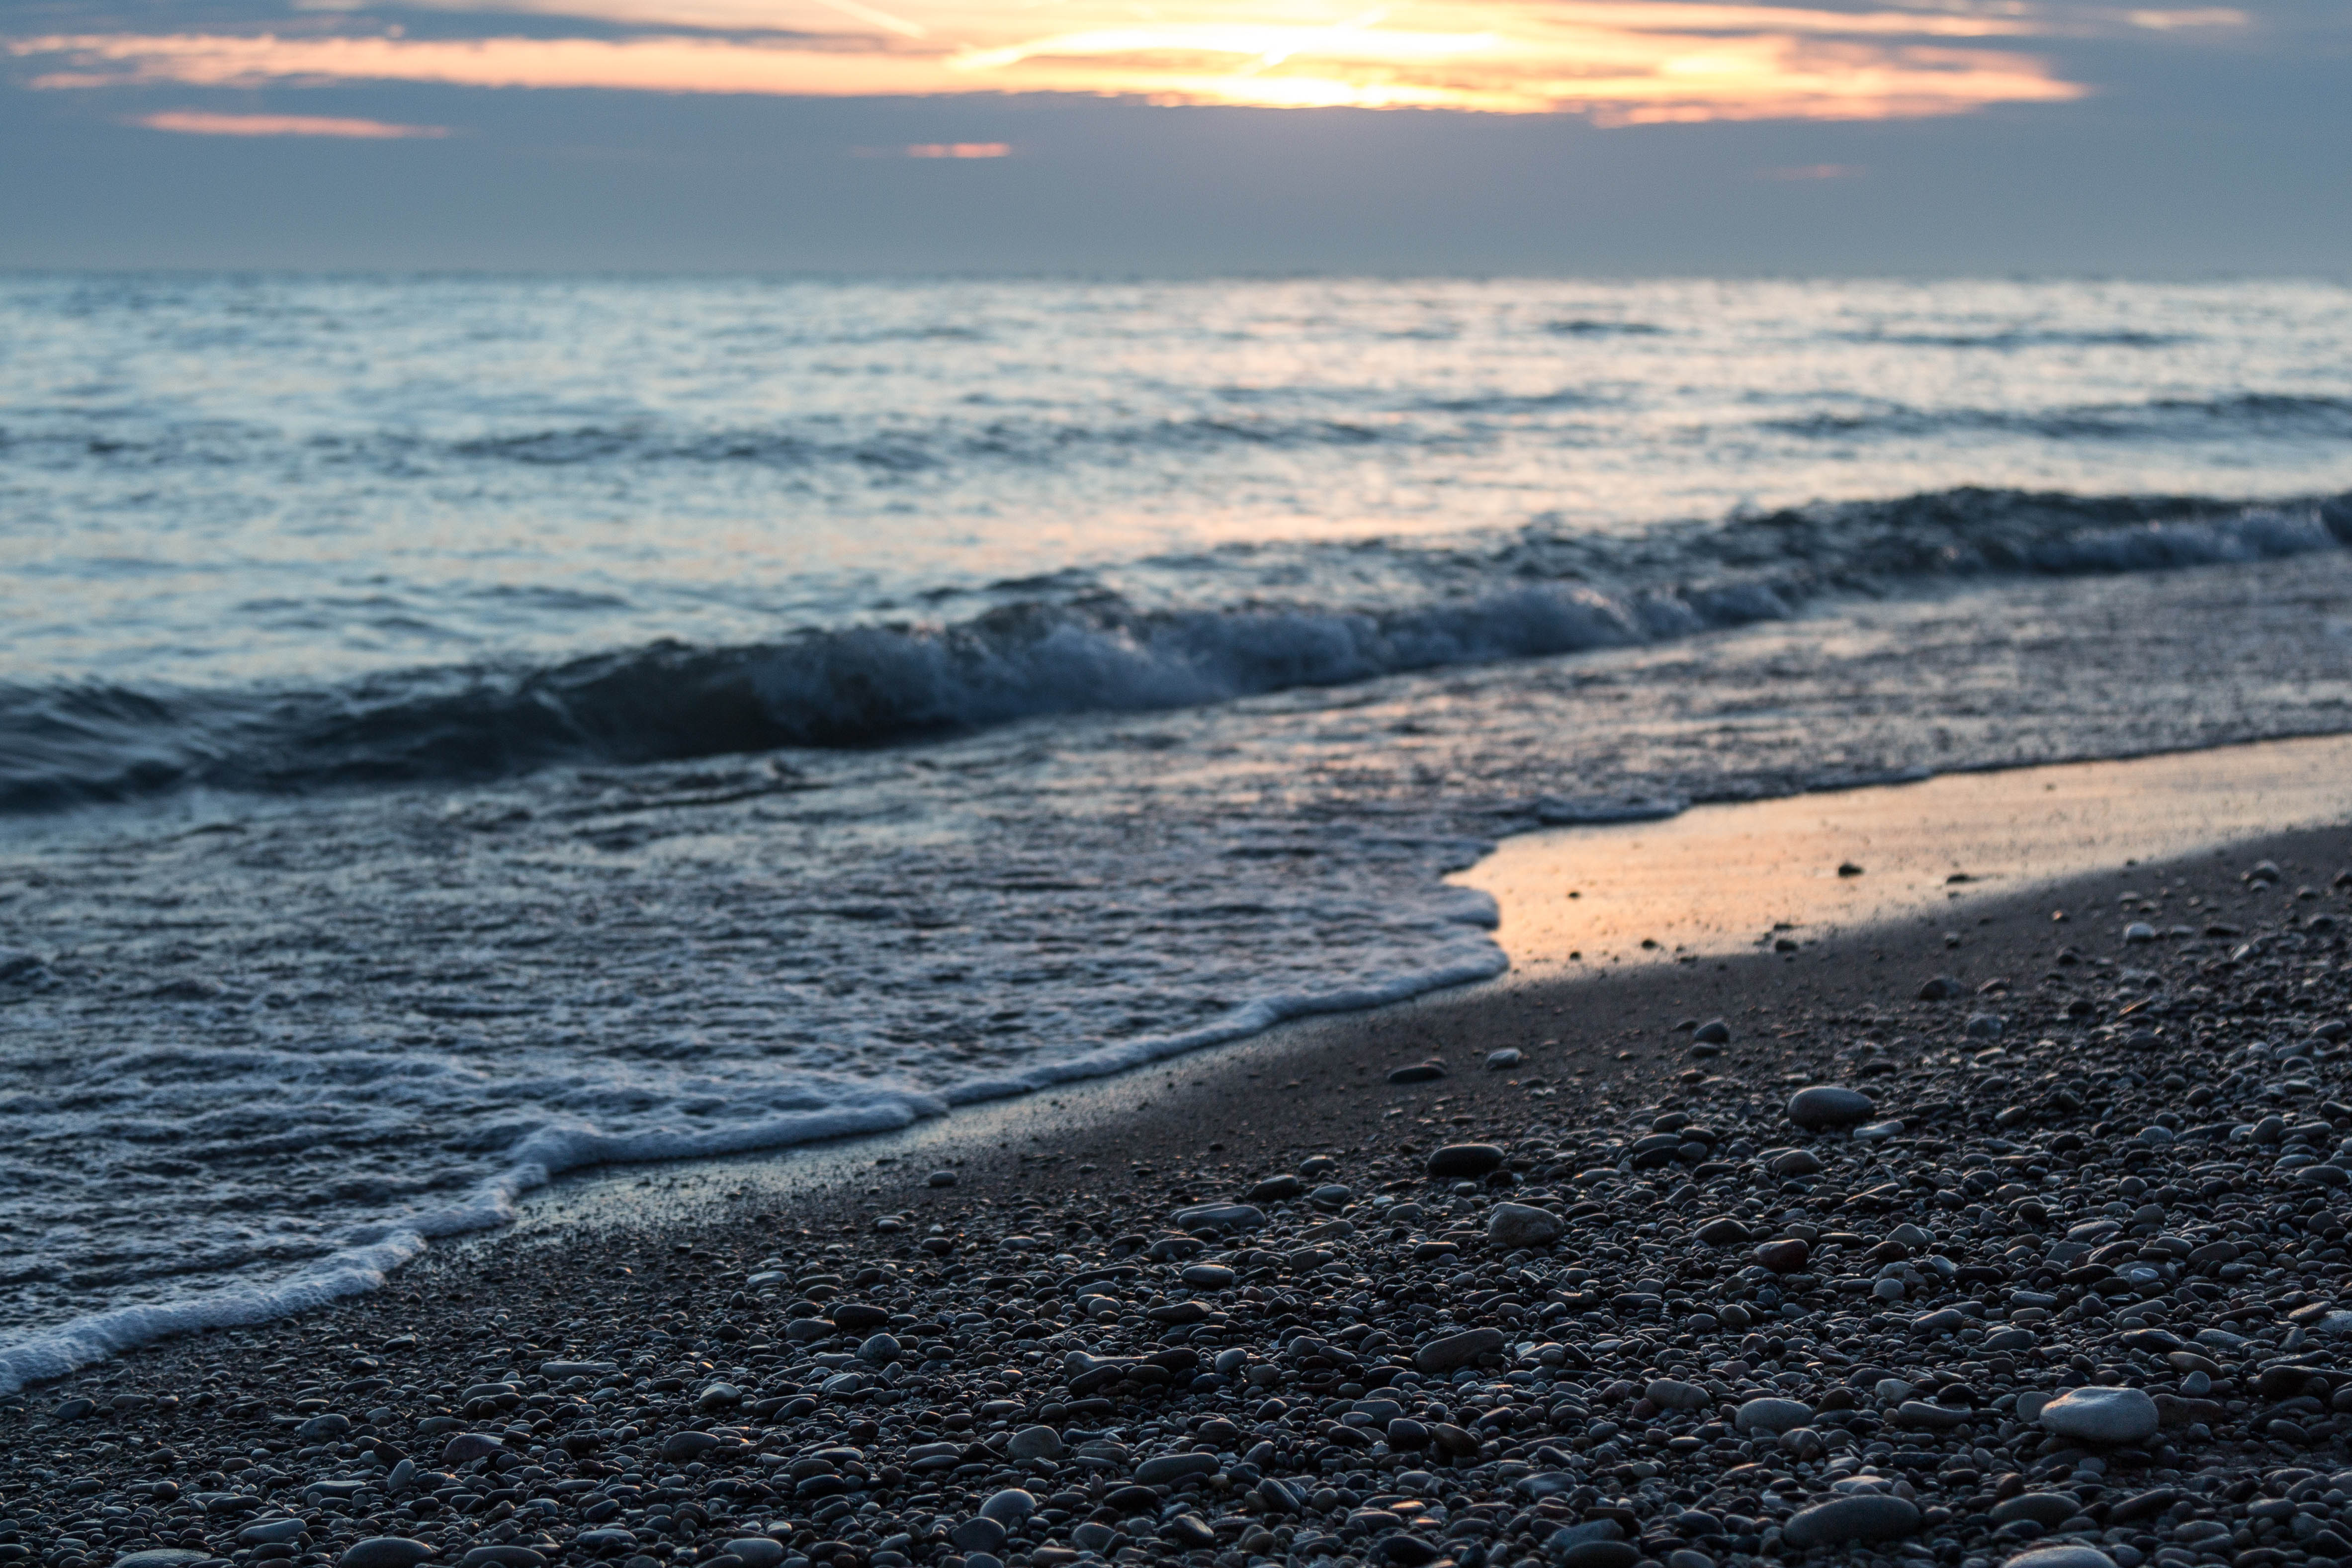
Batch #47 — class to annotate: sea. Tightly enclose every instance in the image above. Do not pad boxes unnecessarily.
[4,273,2352,1391]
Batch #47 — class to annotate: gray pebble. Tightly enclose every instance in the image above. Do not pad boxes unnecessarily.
[1733,1396,1812,1433]
[1486,1202,1562,1248]
[1786,1084,1875,1130]
[2038,1386,2159,1444]
[341,1542,438,1568]
[1782,1494,1921,1547]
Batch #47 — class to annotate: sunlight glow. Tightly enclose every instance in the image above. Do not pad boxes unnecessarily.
[127,109,452,137]
[0,0,2215,122]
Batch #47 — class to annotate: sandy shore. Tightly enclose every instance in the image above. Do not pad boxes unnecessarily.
[5,749,2350,1568]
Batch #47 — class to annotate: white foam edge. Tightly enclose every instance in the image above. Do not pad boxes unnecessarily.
[0,893,1508,1396]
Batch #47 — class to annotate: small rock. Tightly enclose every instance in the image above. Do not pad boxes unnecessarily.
[951,1518,1009,1554]
[2124,922,2157,944]
[1692,1019,1731,1044]
[661,1430,721,1463]
[112,1555,211,1568]
[979,1487,1038,1523]
[725,1543,788,1568]
[1917,975,1963,1000]
[239,1520,311,1546]
[2038,1386,2159,1444]
[1733,1397,1813,1433]
[439,1432,503,1465]
[1485,1047,1523,1069]
[2002,1550,2118,1568]
[1248,1174,1306,1201]
[1782,1495,1921,1548]
[1755,1237,1811,1273]
[1008,1425,1066,1462]
[1837,862,1864,876]
[1389,1062,1448,1084]
[1414,1326,1506,1373]
[1486,1202,1563,1248]
[1694,1215,1752,1246]
[1644,1378,1708,1411]
[1135,1453,1219,1485]
[1425,1143,1505,1178]
[342,1542,438,1568]
[928,1169,958,1187]
[1965,1012,2004,1038]
[1787,1084,1875,1130]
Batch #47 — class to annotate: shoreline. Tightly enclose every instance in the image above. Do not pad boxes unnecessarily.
[5,778,2347,1568]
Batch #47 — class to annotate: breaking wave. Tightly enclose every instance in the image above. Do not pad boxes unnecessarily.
[1,486,2345,813]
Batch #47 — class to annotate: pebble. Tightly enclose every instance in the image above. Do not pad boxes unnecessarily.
[1485,1047,1523,1069]
[2002,1549,2119,1568]
[1485,1201,1563,1248]
[2037,1384,2161,1444]
[1785,1083,1875,1129]
[1781,1493,1921,1547]
[1732,1395,1812,1432]
[1424,1142,1504,1177]
[340,1542,436,1568]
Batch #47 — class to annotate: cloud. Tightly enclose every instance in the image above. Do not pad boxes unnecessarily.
[1760,161,1865,177]
[903,141,1010,156]
[126,109,452,137]
[10,0,2256,122]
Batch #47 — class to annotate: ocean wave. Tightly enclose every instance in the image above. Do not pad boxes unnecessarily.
[1768,393,2352,442]
[0,487,2344,813]
[1836,328,2191,350]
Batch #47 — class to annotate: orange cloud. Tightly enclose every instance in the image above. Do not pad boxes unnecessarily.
[128,109,451,137]
[905,141,1011,156]
[1,1,2141,122]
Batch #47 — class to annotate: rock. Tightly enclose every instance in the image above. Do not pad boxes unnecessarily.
[2038,1386,2160,1444]
[1965,1012,2004,1038]
[1550,1522,1638,1568]
[832,1302,892,1332]
[458,1551,544,1568]
[1645,1378,1709,1411]
[856,1334,900,1364]
[1787,1085,1875,1130]
[1991,1495,2081,1528]
[1426,1143,1505,1178]
[1782,1495,1921,1547]
[1249,1175,1306,1201]
[239,1520,311,1545]
[725,1544,787,1568]
[1694,1215,1752,1246]
[1755,1237,1811,1272]
[1180,1262,1236,1288]
[1008,1425,1065,1461]
[1414,1326,1506,1373]
[1374,1536,1441,1567]
[951,1518,1009,1553]
[1917,975,1963,1000]
[928,1169,957,1187]
[2001,1550,2117,1568]
[1389,1063,1448,1084]
[697,1379,745,1406]
[979,1488,1038,1523]
[1171,1202,1263,1232]
[1486,1047,1523,1069]
[1486,1202,1563,1248]
[439,1432,503,1464]
[341,1542,438,1568]
[2124,922,2157,944]
[661,1430,721,1462]
[1135,1453,1219,1484]
[112,1555,211,1568]
[1733,1397,1813,1434]
[1692,1019,1731,1044]
[1161,1516,1219,1552]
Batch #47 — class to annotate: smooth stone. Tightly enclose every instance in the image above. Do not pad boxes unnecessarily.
[951,1518,1010,1554]
[1389,1063,1449,1083]
[1170,1202,1264,1231]
[856,1334,900,1364]
[1897,1400,1969,1429]
[1755,1238,1811,1273]
[1008,1425,1066,1461]
[1249,1175,1307,1201]
[1180,1263,1236,1288]
[1485,1048,1524,1069]
[239,1520,311,1546]
[1734,1397,1813,1434]
[1787,1085,1876,1130]
[725,1544,787,1568]
[113,1555,211,1568]
[1966,1012,2005,1038]
[2038,1386,2160,1444]
[1695,1216,1752,1246]
[458,1551,544,1568]
[1134,1452,1219,1485]
[342,1542,438,1568]
[1426,1143,1506,1178]
[1782,1495,1921,1547]
[1644,1378,1709,1411]
[980,1488,1039,1523]
[439,1432,503,1465]
[1692,1019,1732,1044]
[1487,1202,1563,1248]
[2003,1550,2118,1568]
[928,1169,958,1186]
[1991,1495,2082,1528]
[697,1380,745,1407]
[1414,1326,1506,1373]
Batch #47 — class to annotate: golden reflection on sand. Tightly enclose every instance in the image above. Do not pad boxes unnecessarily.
[1453,732,2352,976]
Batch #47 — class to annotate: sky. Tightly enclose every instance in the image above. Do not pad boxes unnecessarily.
[2,0,2348,273]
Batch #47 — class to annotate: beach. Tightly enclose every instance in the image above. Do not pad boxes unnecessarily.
[7,753,2347,1568]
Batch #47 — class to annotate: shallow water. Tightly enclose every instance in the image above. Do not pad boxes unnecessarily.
[3,275,2351,1389]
